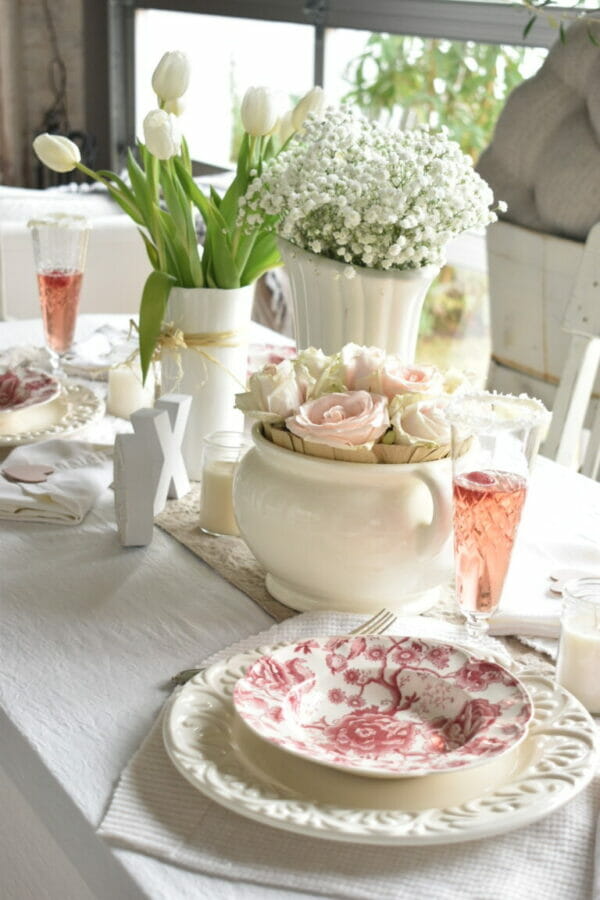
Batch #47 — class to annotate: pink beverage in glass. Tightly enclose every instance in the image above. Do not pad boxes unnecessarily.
[37,269,83,354]
[453,470,527,615]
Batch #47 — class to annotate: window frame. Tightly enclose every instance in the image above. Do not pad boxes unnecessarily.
[95,0,573,169]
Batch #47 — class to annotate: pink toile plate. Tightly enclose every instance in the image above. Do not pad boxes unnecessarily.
[0,366,60,413]
[233,636,533,778]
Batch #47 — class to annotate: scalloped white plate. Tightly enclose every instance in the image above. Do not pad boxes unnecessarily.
[0,383,104,446]
[163,644,598,846]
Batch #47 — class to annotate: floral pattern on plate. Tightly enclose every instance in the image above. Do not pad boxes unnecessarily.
[233,636,533,777]
[0,366,60,412]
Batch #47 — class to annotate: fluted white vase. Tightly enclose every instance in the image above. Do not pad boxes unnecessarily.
[279,238,439,360]
[161,285,254,480]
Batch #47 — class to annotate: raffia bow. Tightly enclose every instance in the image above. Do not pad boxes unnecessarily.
[148,322,248,391]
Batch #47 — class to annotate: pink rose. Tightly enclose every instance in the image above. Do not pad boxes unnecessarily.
[380,362,442,400]
[432,698,501,751]
[246,655,313,697]
[286,391,389,448]
[323,711,416,756]
[341,344,385,391]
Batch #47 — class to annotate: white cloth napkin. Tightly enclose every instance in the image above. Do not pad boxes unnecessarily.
[63,325,135,380]
[486,458,600,641]
[0,439,112,524]
[99,612,600,900]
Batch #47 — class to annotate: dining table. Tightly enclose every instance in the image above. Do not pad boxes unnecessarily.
[1,314,599,900]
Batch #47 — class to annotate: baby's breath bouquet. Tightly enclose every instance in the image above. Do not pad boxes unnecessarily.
[241,106,504,273]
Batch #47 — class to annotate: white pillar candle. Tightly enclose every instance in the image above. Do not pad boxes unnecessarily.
[556,612,600,714]
[107,362,155,420]
[199,459,239,537]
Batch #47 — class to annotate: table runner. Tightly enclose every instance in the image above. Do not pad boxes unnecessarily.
[155,484,295,623]
[99,611,599,900]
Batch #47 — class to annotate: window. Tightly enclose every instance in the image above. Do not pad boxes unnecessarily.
[107,0,563,380]
[135,9,313,165]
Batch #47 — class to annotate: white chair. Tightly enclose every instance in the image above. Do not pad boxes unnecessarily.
[487,220,600,478]
[542,223,600,478]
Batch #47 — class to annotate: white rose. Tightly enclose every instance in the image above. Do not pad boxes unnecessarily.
[294,347,332,399]
[341,344,385,391]
[235,359,303,420]
[390,397,450,447]
[443,368,473,395]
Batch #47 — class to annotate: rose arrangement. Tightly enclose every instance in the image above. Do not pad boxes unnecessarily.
[235,343,471,463]
[240,105,505,274]
[32,51,326,379]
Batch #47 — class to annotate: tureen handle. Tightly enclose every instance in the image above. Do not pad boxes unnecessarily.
[413,467,452,556]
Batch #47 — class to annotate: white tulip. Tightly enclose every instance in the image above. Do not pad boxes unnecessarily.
[241,86,279,137]
[277,110,296,145]
[291,86,326,131]
[143,109,181,160]
[151,50,190,103]
[163,97,185,117]
[32,133,81,173]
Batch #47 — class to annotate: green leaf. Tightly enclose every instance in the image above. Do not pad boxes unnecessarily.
[126,148,155,227]
[137,229,160,269]
[97,169,139,209]
[138,270,176,382]
[173,159,240,287]
[241,230,281,285]
[180,136,192,175]
[523,15,537,38]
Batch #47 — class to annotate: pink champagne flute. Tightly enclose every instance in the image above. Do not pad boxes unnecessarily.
[446,392,549,640]
[28,214,90,375]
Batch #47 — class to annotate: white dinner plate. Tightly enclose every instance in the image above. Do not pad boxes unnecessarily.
[0,383,105,446]
[163,644,598,846]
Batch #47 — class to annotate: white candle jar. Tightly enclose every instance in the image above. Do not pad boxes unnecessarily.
[199,431,250,537]
[556,577,600,714]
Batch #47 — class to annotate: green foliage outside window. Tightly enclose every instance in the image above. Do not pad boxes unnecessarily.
[343,35,531,161]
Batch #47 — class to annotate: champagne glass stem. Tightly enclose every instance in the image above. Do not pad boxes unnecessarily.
[464,611,490,641]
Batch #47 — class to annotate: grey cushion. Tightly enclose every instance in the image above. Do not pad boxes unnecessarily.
[477,20,600,241]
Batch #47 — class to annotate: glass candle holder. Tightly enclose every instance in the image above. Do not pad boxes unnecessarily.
[199,431,250,537]
[556,577,600,714]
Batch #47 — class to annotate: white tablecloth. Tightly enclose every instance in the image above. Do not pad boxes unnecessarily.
[0,316,598,900]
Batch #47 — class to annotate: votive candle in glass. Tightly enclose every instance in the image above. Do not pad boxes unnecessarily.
[199,431,250,537]
[556,577,600,714]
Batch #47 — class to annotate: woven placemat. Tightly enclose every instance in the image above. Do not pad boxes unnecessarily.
[155,485,295,623]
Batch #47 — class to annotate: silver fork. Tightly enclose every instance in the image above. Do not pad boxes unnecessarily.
[348,607,396,636]
[169,608,397,687]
